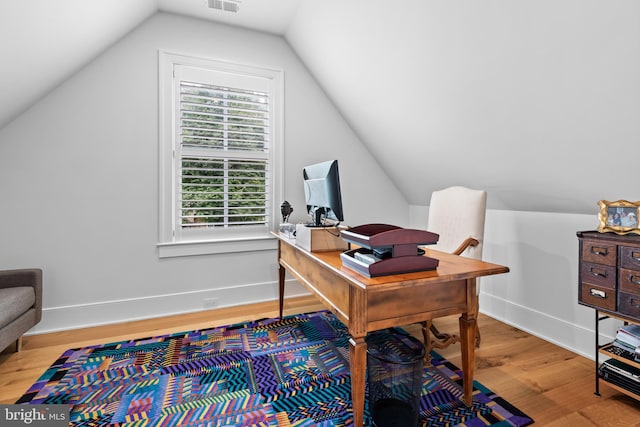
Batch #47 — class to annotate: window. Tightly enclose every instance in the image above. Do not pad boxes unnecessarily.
[158,52,283,257]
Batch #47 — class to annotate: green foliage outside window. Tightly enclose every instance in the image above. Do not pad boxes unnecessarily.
[179,82,270,229]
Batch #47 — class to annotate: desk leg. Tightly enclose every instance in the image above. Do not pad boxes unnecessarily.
[459,278,478,406]
[278,264,285,319]
[459,314,476,405]
[349,336,367,426]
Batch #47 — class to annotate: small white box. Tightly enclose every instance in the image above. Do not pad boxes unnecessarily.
[295,224,349,252]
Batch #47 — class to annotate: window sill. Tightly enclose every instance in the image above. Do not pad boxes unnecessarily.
[157,234,277,258]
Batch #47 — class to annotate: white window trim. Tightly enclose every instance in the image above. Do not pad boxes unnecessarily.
[158,50,284,258]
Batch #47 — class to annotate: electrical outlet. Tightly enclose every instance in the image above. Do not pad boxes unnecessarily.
[203,298,219,309]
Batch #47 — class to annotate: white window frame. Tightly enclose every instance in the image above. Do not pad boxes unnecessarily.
[158,51,283,258]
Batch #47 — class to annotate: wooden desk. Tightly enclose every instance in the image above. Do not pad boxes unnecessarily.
[273,233,509,425]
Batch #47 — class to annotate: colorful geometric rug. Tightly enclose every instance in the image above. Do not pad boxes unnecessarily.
[17,310,533,426]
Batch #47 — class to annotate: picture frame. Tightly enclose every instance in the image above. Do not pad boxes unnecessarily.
[597,200,640,235]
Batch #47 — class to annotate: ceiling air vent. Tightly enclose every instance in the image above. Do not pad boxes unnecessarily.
[207,0,240,13]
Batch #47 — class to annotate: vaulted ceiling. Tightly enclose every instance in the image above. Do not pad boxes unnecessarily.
[3,0,640,214]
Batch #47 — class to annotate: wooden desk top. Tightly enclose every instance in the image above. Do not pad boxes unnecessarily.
[275,233,510,291]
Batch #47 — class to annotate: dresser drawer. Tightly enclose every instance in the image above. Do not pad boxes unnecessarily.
[582,240,617,266]
[619,291,640,318]
[620,268,640,295]
[620,246,640,270]
[580,284,616,311]
[580,261,616,289]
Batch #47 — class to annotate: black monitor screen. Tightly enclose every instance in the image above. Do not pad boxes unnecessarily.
[303,160,344,227]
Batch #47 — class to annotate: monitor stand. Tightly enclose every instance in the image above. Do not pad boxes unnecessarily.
[305,207,326,227]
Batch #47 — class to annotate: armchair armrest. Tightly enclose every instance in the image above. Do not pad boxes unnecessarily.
[451,237,479,256]
[0,269,42,323]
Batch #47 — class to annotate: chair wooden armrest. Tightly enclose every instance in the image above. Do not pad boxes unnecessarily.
[451,237,479,256]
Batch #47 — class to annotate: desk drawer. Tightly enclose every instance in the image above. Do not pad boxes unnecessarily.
[620,246,640,271]
[582,240,617,266]
[581,261,616,289]
[580,284,616,311]
[619,291,640,318]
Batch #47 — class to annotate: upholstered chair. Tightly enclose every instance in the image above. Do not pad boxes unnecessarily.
[422,186,487,350]
[0,269,42,353]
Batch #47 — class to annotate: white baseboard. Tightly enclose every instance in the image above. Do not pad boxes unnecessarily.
[30,279,310,334]
[480,292,618,361]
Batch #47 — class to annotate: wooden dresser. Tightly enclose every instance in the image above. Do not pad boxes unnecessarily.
[577,230,640,399]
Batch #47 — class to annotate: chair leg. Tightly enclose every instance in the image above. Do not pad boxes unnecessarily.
[15,336,23,352]
[421,321,481,362]
[420,321,432,363]
[429,322,460,349]
[430,323,481,348]
[420,320,460,360]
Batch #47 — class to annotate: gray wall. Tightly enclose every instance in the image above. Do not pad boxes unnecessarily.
[0,13,407,332]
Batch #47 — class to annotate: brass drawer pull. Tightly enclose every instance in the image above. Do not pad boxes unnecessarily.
[589,288,606,299]
[629,274,640,286]
[632,251,640,262]
[590,246,609,256]
[589,267,608,278]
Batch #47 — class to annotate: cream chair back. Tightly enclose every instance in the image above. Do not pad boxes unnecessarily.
[427,186,487,260]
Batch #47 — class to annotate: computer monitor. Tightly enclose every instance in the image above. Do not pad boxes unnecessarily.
[303,159,344,227]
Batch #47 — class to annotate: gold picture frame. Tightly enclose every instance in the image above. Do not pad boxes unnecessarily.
[598,200,640,235]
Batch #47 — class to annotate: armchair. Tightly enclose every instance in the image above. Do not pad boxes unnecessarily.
[421,186,487,351]
[0,269,42,353]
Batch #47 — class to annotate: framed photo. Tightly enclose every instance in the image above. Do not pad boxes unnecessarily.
[598,200,640,235]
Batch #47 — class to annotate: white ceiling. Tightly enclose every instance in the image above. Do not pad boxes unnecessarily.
[0,0,299,130]
[0,0,152,130]
[2,0,640,214]
[286,1,640,213]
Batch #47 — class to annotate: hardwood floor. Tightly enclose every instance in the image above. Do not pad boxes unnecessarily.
[2,295,640,425]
